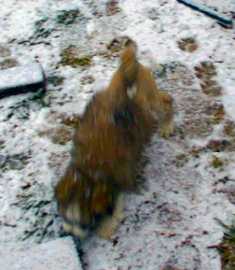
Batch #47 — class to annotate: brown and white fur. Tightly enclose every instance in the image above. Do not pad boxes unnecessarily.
[55,39,174,240]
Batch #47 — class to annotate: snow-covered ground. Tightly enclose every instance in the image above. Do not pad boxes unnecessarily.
[0,0,234,269]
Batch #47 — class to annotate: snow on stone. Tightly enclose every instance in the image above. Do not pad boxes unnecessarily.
[0,63,45,93]
[0,237,82,270]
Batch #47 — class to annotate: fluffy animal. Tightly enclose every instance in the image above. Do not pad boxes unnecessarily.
[55,39,174,240]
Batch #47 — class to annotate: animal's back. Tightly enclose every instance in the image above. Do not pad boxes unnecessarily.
[71,39,152,190]
[72,89,144,190]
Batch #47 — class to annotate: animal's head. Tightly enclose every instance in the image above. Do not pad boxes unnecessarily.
[126,64,173,131]
[119,38,174,131]
[55,165,117,239]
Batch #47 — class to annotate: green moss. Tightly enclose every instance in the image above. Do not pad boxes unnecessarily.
[224,121,235,137]
[217,219,235,270]
[35,17,48,28]
[34,18,52,39]
[47,75,65,87]
[175,153,188,168]
[0,58,18,70]
[212,105,225,124]
[56,10,80,25]
[211,155,224,169]
[60,46,92,67]
[73,56,91,66]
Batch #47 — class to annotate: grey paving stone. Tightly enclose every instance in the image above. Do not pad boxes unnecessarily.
[0,63,45,98]
[0,237,82,270]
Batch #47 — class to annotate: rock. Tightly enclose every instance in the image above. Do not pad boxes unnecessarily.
[0,237,83,270]
[0,63,46,98]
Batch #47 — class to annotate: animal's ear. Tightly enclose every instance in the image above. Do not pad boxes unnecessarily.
[123,37,136,48]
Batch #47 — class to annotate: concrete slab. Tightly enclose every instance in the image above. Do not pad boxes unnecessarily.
[0,237,82,270]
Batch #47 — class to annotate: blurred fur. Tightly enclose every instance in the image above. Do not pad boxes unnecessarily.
[55,39,174,239]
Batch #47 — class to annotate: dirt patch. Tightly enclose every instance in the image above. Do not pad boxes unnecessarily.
[0,45,11,57]
[177,37,198,53]
[38,126,73,145]
[211,155,224,169]
[194,61,222,96]
[224,120,235,137]
[80,75,95,85]
[106,1,121,16]
[47,75,65,87]
[0,58,18,70]
[60,46,92,67]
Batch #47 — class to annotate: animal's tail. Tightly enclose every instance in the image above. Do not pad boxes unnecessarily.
[120,39,139,86]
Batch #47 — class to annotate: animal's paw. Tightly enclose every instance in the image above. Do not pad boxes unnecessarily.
[160,121,174,138]
[96,205,124,240]
[96,217,120,240]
